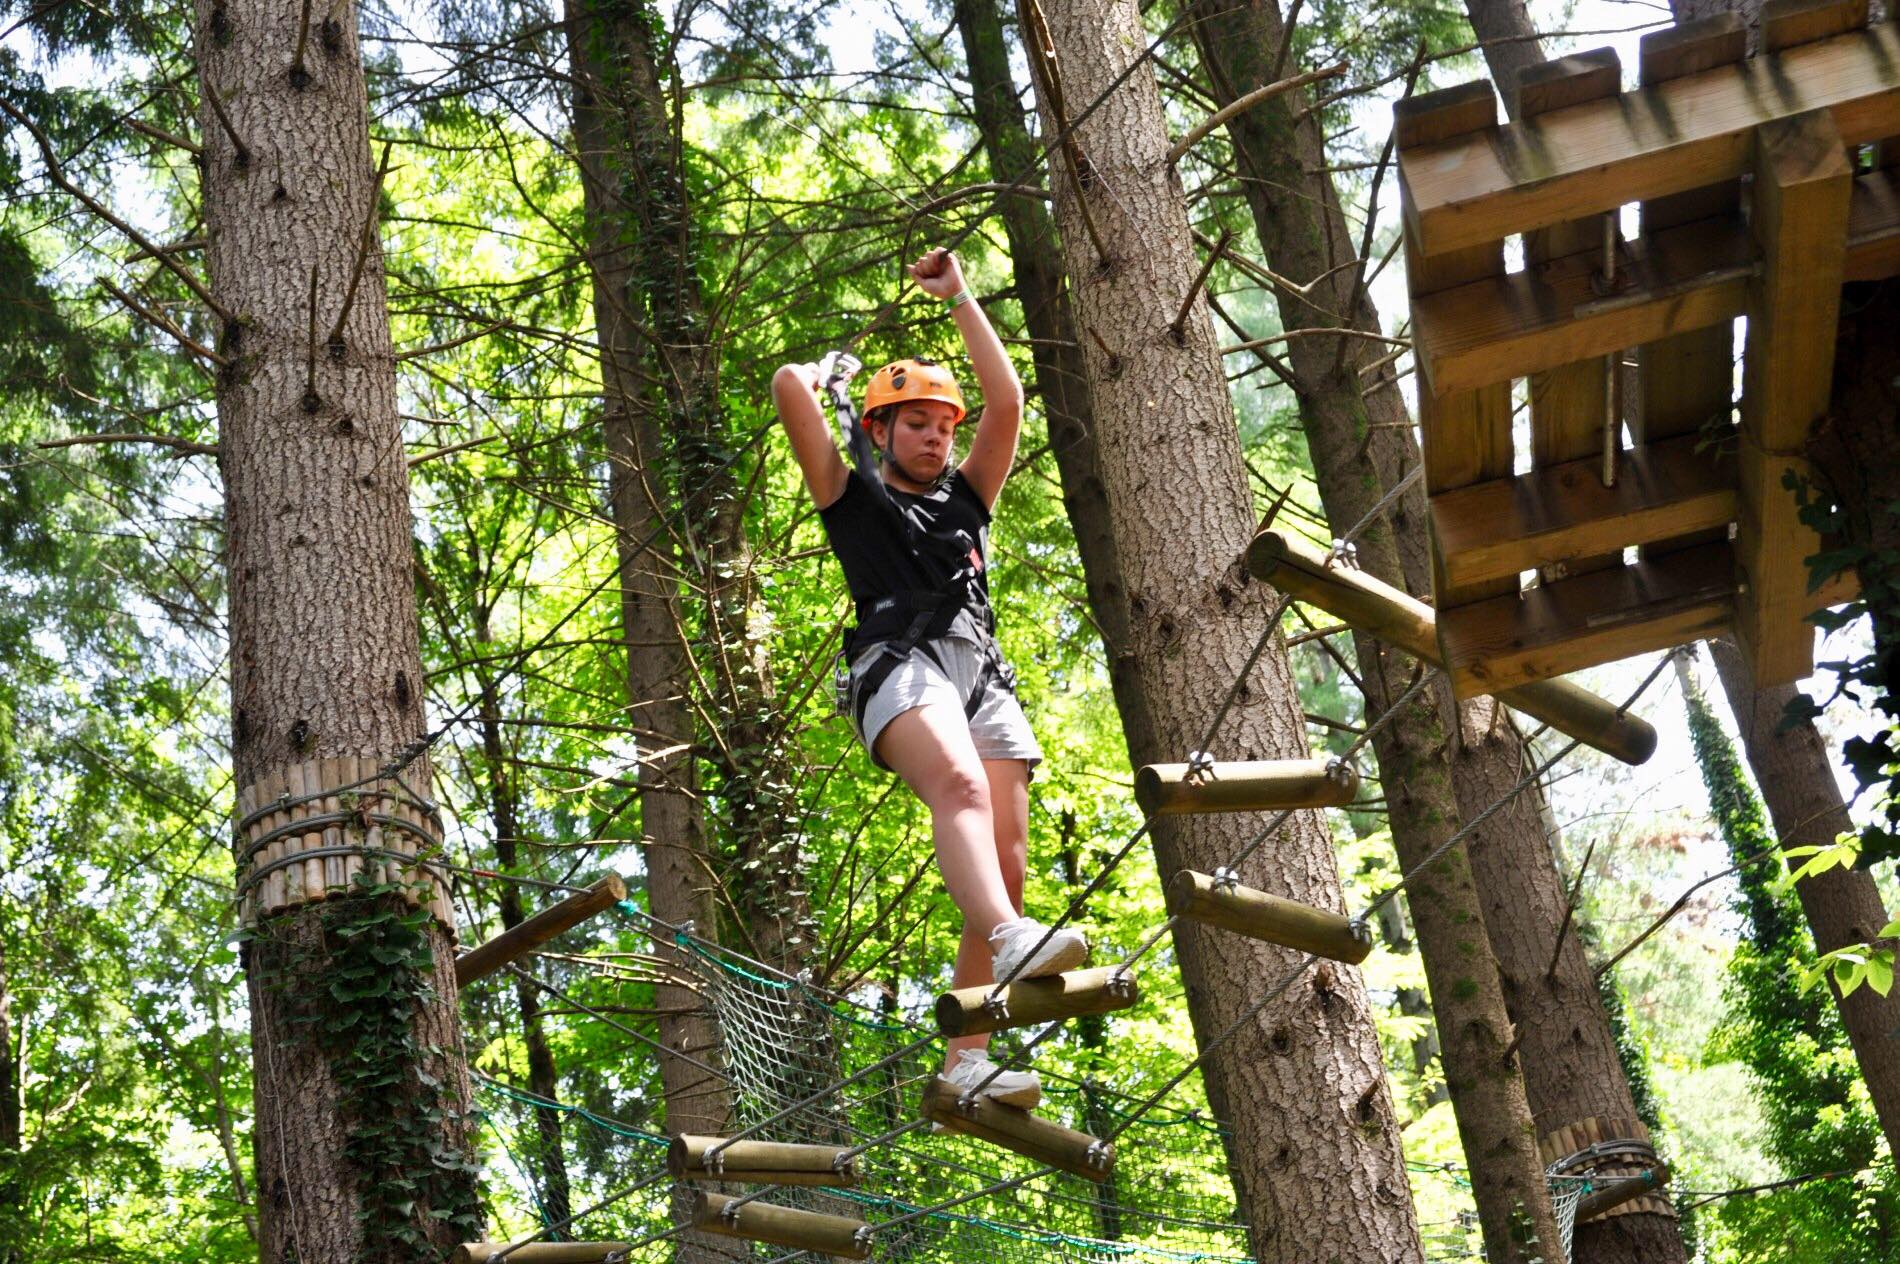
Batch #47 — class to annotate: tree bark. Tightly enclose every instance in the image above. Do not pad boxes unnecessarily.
[0,935,18,1264]
[199,2,479,1257]
[1186,2,1687,1259]
[1020,1,1423,1257]
[951,0,1144,741]
[1709,638,1900,1157]
[562,0,736,1162]
[1460,0,1544,116]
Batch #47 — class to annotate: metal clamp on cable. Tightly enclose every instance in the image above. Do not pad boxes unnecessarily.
[1085,1139,1113,1170]
[1106,968,1137,999]
[1212,866,1240,893]
[982,991,1011,1022]
[1184,749,1216,785]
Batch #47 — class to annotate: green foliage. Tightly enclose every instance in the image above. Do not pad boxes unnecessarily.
[250,882,485,1259]
[1683,664,1899,1263]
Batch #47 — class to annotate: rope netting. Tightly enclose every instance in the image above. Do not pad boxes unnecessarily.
[473,915,1253,1261]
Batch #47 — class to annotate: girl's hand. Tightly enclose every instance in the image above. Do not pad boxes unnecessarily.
[909,247,965,300]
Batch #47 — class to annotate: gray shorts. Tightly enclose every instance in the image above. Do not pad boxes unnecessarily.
[848,637,1043,775]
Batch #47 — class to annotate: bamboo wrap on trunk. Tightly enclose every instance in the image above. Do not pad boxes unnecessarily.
[1537,1116,1675,1222]
[235,755,453,931]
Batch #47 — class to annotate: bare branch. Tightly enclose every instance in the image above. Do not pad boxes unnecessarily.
[1166,62,1346,166]
[38,432,219,458]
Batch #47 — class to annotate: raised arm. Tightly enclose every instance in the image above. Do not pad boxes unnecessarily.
[772,361,849,509]
[912,250,1023,509]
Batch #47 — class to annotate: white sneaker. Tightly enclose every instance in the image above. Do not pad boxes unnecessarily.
[944,1047,1042,1110]
[989,916,1089,986]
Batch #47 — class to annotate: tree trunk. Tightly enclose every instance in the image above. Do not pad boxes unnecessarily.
[0,935,18,1264]
[1709,638,1900,1157]
[1460,0,1544,116]
[564,0,810,978]
[1186,2,1687,1260]
[478,679,573,1228]
[1021,1,1423,1257]
[563,0,733,1153]
[951,0,1149,741]
[199,2,479,1256]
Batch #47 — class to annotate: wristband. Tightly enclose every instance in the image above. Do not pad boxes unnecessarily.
[947,288,974,308]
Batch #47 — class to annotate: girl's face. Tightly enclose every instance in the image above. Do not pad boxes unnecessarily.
[874,400,959,484]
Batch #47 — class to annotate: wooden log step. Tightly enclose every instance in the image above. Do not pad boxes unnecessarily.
[1575,1165,1672,1223]
[1414,168,1900,398]
[1165,870,1372,964]
[452,1244,629,1264]
[935,965,1138,1038]
[920,1076,1116,1182]
[669,1135,859,1187]
[1429,433,1737,592]
[455,873,627,987]
[1436,540,1736,699]
[1246,529,1659,765]
[1134,758,1358,816]
[689,1191,871,1261]
[1397,22,1900,256]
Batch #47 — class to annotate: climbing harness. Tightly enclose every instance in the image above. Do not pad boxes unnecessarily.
[814,350,1017,732]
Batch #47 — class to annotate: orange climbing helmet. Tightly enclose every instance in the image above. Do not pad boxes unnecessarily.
[862,358,967,424]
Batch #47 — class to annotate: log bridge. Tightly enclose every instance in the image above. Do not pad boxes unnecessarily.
[1394,1,1895,697]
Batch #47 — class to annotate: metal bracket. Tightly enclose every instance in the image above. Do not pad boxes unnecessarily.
[719,1199,743,1227]
[1184,749,1216,785]
[1106,968,1136,999]
[1085,1139,1112,1169]
[1212,866,1240,893]
[853,1225,876,1253]
[982,991,1011,1023]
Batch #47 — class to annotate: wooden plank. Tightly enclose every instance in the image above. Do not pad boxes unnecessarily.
[1166,870,1373,964]
[1438,541,1736,698]
[1735,108,1852,687]
[1397,23,1900,255]
[1413,170,1900,397]
[1400,82,1518,609]
[1846,167,1900,280]
[455,873,628,987]
[1429,432,1737,591]
[1761,0,1868,54]
[1635,13,1748,562]
[1519,49,1623,581]
[1414,211,1752,396]
[1134,758,1358,815]
[1246,529,1661,765]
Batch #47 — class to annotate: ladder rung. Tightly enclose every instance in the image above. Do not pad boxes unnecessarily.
[1134,757,1358,816]
[669,1134,859,1186]
[453,1244,629,1264]
[935,965,1139,1038]
[920,1076,1116,1181]
[1166,870,1372,964]
[689,1191,871,1260]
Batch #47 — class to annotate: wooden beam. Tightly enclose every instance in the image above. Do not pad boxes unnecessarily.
[1397,23,1900,255]
[1761,0,1867,54]
[669,1136,859,1187]
[935,965,1139,1038]
[690,1192,871,1260]
[1399,83,1518,608]
[1428,432,1737,591]
[454,873,626,987]
[1575,1165,1672,1223]
[1133,758,1358,816]
[1634,12,1748,564]
[1413,171,1900,396]
[1246,529,1659,764]
[1518,49,1624,581]
[1846,168,1900,281]
[1437,541,1736,698]
[1165,870,1372,964]
[920,1076,1115,1180]
[1734,109,1853,686]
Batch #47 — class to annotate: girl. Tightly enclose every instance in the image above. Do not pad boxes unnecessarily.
[772,248,1087,1108]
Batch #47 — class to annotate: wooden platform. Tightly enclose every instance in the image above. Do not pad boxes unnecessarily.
[1397,4,1891,696]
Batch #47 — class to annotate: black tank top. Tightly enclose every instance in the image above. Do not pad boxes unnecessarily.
[818,468,993,644]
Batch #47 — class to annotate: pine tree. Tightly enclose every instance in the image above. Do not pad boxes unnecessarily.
[193,1,481,1254]
[1017,0,1429,1255]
